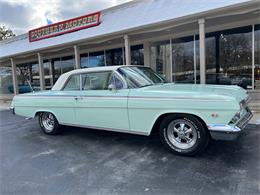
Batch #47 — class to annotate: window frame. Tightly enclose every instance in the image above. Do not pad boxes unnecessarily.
[61,70,127,91]
[63,74,81,91]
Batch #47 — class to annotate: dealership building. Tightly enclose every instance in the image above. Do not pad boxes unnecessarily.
[0,0,259,98]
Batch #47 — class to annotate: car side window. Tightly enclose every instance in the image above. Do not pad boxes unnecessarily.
[108,73,124,89]
[63,74,80,91]
[81,71,112,90]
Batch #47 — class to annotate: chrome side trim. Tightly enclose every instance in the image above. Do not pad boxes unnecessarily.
[17,95,228,102]
[207,124,241,132]
[245,96,251,104]
[60,122,149,136]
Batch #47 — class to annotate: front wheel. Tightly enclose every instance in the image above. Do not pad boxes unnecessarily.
[39,112,61,135]
[159,114,209,156]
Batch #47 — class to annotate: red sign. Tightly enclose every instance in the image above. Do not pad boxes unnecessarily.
[29,12,101,42]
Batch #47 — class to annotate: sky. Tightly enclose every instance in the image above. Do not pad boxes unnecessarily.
[0,0,132,35]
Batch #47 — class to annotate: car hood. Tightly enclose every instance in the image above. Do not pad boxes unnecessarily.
[136,83,248,102]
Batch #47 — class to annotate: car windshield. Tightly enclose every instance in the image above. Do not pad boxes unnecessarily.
[118,66,167,88]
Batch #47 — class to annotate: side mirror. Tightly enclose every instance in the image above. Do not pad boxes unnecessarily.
[108,84,116,91]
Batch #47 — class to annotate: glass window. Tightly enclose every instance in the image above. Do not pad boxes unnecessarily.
[81,71,112,90]
[43,60,52,89]
[31,62,40,89]
[106,48,123,66]
[52,56,74,84]
[61,56,74,73]
[131,45,144,65]
[172,36,195,83]
[108,73,124,89]
[205,26,253,89]
[52,58,62,83]
[151,40,171,79]
[80,53,89,68]
[15,62,39,93]
[255,24,260,90]
[118,66,166,88]
[0,66,13,94]
[88,51,105,67]
[205,36,217,84]
[63,74,80,91]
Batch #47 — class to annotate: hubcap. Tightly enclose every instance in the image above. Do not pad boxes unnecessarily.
[166,119,197,150]
[41,113,55,132]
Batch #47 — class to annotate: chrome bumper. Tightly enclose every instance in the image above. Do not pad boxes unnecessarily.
[208,108,253,141]
[9,107,15,115]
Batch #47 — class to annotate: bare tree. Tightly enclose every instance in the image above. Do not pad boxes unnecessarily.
[0,26,15,40]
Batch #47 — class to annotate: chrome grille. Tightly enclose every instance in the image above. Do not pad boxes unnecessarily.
[236,109,253,129]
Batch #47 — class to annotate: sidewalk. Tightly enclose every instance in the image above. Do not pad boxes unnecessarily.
[0,100,11,111]
[0,100,259,125]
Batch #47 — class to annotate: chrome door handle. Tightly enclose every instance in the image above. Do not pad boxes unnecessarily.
[74,96,83,100]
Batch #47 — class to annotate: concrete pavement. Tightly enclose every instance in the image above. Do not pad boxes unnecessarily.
[0,110,259,195]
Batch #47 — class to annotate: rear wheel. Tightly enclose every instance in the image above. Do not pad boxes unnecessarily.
[159,114,209,156]
[38,112,61,135]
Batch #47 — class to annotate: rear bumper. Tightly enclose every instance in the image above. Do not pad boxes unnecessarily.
[208,109,253,141]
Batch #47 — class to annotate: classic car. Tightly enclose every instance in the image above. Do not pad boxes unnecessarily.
[10,65,253,156]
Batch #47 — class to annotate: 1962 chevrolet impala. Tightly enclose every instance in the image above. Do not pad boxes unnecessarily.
[11,65,253,156]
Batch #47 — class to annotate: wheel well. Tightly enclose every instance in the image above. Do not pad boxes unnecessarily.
[35,111,42,117]
[150,113,208,135]
[34,111,56,118]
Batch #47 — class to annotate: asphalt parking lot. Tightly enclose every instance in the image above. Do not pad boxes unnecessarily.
[0,110,259,195]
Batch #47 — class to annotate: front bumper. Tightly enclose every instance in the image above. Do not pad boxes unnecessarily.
[208,108,253,141]
[9,107,15,115]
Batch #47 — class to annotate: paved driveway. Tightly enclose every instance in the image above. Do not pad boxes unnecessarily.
[0,110,259,195]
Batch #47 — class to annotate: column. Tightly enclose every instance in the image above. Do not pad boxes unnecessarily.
[37,53,45,90]
[124,35,131,65]
[10,58,18,95]
[143,42,151,67]
[198,18,206,84]
[74,45,80,69]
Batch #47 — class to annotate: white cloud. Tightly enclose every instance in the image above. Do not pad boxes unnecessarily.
[0,0,132,35]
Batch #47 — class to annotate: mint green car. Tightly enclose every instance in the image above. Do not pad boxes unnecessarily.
[11,66,253,156]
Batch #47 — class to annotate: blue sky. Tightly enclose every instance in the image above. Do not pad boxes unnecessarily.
[0,0,131,35]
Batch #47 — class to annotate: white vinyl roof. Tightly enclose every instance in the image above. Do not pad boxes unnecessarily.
[0,0,252,59]
[52,65,127,90]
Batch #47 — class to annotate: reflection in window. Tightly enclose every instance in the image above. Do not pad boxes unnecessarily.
[31,62,40,88]
[172,36,195,83]
[52,58,62,83]
[80,53,89,68]
[15,62,39,93]
[206,26,252,89]
[109,73,124,89]
[0,66,13,94]
[131,45,144,65]
[61,56,74,73]
[89,51,105,67]
[81,71,112,90]
[151,40,171,79]
[255,25,260,90]
[52,56,74,83]
[106,48,123,66]
[63,74,80,91]
[43,60,53,89]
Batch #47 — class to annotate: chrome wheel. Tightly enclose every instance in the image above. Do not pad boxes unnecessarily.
[166,119,197,150]
[41,113,55,132]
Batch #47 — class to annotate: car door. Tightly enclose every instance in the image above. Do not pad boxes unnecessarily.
[53,73,80,124]
[74,71,130,130]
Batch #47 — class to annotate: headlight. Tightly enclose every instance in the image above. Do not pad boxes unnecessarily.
[229,111,241,124]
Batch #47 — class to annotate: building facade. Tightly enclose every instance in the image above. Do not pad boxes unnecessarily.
[0,0,259,96]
